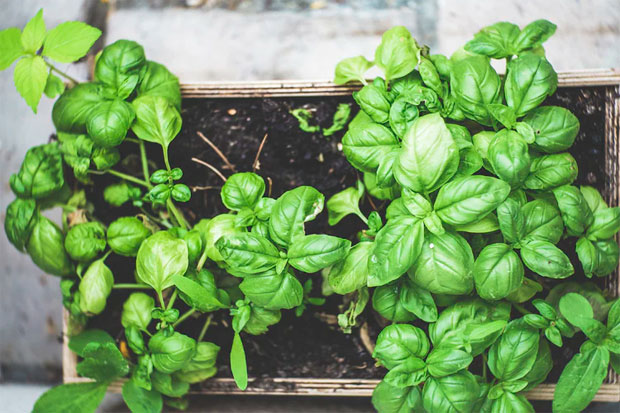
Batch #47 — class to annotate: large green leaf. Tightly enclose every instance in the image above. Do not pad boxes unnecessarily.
[13,55,48,113]
[487,319,539,381]
[239,270,303,310]
[505,54,557,116]
[268,186,324,247]
[288,234,351,273]
[132,95,182,150]
[33,382,108,413]
[42,21,101,62]
[136,231,189,293]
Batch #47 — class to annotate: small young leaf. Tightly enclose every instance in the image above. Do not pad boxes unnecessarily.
[44,72,65,98]
[334,55,373,85]
[21,9,46,53]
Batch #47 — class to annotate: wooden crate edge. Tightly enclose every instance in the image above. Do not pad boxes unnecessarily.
[179,69,620,98]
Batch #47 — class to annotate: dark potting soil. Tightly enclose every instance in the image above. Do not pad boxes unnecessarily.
[85,86,615,387]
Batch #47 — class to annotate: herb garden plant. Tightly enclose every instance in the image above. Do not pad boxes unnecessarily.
[2,9,620,413]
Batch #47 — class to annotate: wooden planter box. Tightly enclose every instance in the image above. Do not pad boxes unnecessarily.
[63,69,620,402]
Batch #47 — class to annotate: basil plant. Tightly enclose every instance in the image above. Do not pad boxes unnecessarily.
[333,20,620,413]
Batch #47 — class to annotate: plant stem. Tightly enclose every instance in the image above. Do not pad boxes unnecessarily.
[167,198,189,230]
[173,308,197,327]
[355,210,369,225]
[196,249,208,272]
[157,290,166,309]
[139,141,153,188]
[167,289,178,310]
[198,314,213,342]
[44,61,80,85]
[113,283,151,290]
[89,169,151,188]
[482,353,488,380]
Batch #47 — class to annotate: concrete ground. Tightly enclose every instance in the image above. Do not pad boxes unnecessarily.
[1,0,620,411]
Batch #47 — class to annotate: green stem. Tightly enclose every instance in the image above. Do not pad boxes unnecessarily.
[44,61,80,85]
[173,308,197,327]
[167,289,178,310]
[139,141,153,188]
[113,283,151,290]
[482,353,488,380]
[196,249,208,272]
[157,290,166,309]
[101,250,112,262]
[513,303,531,315]
[355,210,369,226]
[198,314,213,342]
[167,199,189,230]
[89,169,150,188]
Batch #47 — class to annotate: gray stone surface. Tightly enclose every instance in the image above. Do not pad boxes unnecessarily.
[0,0,92,382]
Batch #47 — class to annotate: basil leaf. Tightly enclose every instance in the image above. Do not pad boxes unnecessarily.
[497,198,525,244]
[580,186,607,214]
[389,95,420,139]
[450,56,501,125]
[578,238,620,277]
[553,185,594,236]
[491,392,534,413]
[371,380,423,413]
[268,186,324,247]
[21,9,45,53]
[426,348,473,378]
[328,241,372,294]
[372,282,416,322]
[68,329,115,357]
[586,207,620,241]
[121,292,154,331]
[26,215,73,276]
[524,106,579,153]
[383,357,427,388]
[523,338,553,390]
[107,216,151,257]
[408,231,474,295]
[373,324,429,369]
[514,19,557,53]
[394,113,459,193]
[288,234,350,273]
[399,278,438,322]
[86,99,135,148]
[422,371,480,413]
[474,243,524,301]
[353,77,391,123]
[136,60,181,110]
[76,341,129,381]
[526,152,578,192]
[79,259,114,315]
[216,233,280,274]
[149,331,196,374]
[53,82,105,134]
[136,231,189,293]
[243,306,281,335]
[505,54,557,116]
[488,130,531,187]
[10,143,64,199]
[521,199,564,244]
[368,216,424,287]
[239,270,303,310]
[374,26,419,81]
[553,346,610,413]
[326,180,365,226]
[434,175,510,226]
[122,378,163,413]
[342,123,399,173]
[464,22,520,58]
[4,197,37,251]
[334,55,374,85]
[487,319,539,381]
[151,370,189,398]
[65,222,106,262]
[95,39,145,99]
[132,95,182,150]
[430,299,511,356]
[33,382,108,413]
[521,239,574,279]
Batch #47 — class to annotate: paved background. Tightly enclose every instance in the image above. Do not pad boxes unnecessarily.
[1,0,619,411]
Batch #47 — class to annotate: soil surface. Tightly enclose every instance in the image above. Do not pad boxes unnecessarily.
[86,87,615,388]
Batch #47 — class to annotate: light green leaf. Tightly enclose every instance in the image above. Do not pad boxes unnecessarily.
[0,27,24,70]
[374,26,419,81]
[42,21,101,62]
[326,180,365,226]
[122,378,163,413]
[231,332,248,390]
[21,9,46,53]
[13,55,48,113]
[33,382,108,413]
[334,55,373,84]
[268,186,324,247]
[76,342,129,382]
[44,72,65,98]
[136,231,189,293]
[132,95,182,149]
[288,234,351,273]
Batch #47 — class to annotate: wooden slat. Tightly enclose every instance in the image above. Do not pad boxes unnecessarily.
[179,69,620,98]
[62,72,620,401]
